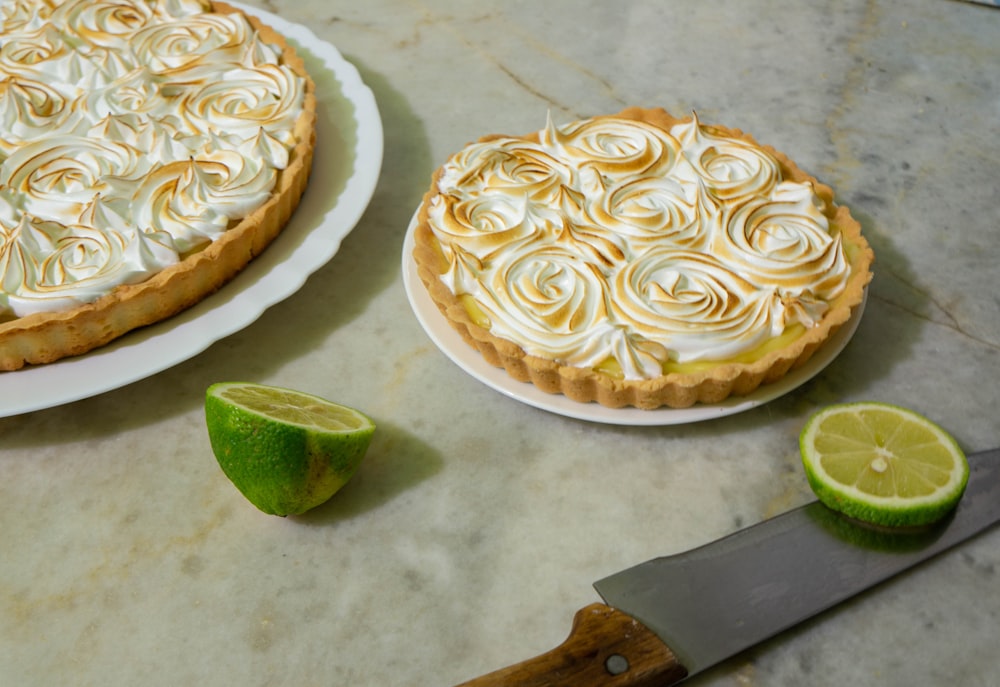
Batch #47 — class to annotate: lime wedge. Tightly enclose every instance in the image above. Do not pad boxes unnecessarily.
[205,382,375,516]
[799,402,968,528]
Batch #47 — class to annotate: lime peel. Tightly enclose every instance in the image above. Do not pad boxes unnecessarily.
[799,402,969,528]
[205,382,375,516]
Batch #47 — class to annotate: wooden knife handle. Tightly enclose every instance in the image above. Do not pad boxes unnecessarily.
[455,603,688,686]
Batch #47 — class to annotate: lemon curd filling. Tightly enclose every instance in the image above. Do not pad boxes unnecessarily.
[459,293,491,330]
[659,324,808,374]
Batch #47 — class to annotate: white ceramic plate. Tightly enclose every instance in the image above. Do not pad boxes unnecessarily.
[402,215,866,426]
[0,4,383,417]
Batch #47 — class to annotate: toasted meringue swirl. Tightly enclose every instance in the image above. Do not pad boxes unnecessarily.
[542,115,681,181]
[177,63,304,142]
[671,116,781,202]
[427,193,548,262]
[50,0,158,48]
[475,243,613,365]
[130,11,256,75]
[717,182,848,302]
[0,78,77,144]
[1,215,178,317]
[2,136,150,224]
[440,136,574,205]
[0,0,305,319]
[0,24,71,75]
[425,114,854,379]
[613,248,780,363]
[1,1,54,34]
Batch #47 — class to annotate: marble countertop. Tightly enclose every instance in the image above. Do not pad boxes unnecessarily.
[3,1,999,685]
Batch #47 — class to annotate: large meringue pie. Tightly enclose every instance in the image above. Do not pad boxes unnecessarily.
[412,108,873,409]
[0,0,316,370]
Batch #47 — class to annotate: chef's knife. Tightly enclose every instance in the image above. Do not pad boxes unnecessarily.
[455,446,1000,686]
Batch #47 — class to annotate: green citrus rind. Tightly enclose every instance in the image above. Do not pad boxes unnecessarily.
[799,402,968,528]
[205,382,375,516]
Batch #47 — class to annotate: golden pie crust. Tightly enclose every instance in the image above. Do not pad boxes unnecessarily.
[412,107,874,409]
[0,2,316,371]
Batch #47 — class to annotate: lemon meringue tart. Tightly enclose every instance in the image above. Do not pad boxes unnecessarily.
[412,108,873,409]
[0,0,316,370]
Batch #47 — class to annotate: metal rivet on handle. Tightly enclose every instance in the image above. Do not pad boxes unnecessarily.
[605,653,629,675]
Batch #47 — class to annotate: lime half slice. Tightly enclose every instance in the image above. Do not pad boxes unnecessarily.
[205,382,375,516]
[800,402,968,528]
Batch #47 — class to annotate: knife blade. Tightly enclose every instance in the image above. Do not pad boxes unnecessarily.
[455,446,1000,686]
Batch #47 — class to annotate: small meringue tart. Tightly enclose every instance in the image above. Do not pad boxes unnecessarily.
[412,107,873,409]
